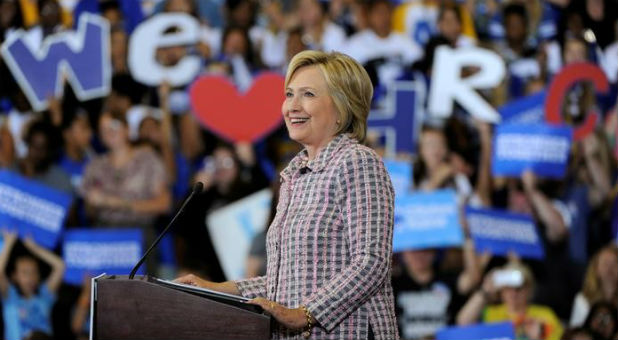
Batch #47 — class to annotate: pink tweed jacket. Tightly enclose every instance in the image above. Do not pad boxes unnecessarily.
[236,134,399,340]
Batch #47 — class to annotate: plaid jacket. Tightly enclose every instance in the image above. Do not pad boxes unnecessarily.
[236,134,399,340]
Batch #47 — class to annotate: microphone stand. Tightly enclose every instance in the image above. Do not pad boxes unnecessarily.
[129,182,203,279]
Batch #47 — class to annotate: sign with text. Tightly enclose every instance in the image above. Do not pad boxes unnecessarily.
[129,13,200,86]
[437,322,515,340]
[499,90,546,124]
[466,207,544,259]
[368,81,423,156]
[429,46,505,123]
[545,62,609,141]
[0,13,111,111]
[492,123,572,178]
[393,189,463,252]
[63,228,143,285]
[207,189,272,280]
[0,170,72,249]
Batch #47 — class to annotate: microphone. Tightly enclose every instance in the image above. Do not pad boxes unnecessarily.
[129,182,204,279]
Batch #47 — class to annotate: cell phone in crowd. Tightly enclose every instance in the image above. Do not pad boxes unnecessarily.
[493,269,524,288]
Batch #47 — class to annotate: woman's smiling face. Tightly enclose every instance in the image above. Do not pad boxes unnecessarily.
[282,65,339,157]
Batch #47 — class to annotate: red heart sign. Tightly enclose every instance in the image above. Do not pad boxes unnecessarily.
[189,73,285,142]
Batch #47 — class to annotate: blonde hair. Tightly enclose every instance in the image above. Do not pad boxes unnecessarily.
[285,50,373,143]
[583,245,618,303]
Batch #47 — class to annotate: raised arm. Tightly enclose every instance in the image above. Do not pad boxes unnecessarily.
[22,236,65,293]
[582,133,612,207]
[474,120,493,207]
[457,238,491,295]
[457,270,496,325]
[522,171,568,243]
[0,229,18,297]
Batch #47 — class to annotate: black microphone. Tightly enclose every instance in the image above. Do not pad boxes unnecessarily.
[129,182,204,279]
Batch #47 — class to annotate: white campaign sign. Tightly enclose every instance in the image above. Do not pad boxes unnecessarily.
[428,46,506,123]
[128,13,200,86]
[206,189,272,280]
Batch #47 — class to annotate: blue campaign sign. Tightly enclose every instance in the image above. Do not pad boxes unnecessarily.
[383,159,413,197]
[393,189,463,252]
[499,90,546,124]
[368,81,423,156]
[0,13,111,111]
[492,123,572,178]
[466,207,544,259]
[437,322,515,340]
[63,228,143,285]
[0,170,72,249]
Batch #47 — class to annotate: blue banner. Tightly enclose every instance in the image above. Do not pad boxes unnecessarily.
[499,90,546,124]
[393,189,463,252]
[368,81,422,156]
[0,170,72,249]
[63,228,143,285]
[0,13,111,111]
[466,207,544,259]
[437,322,515,340]
[384,159,413,197]
[492,123,572,178]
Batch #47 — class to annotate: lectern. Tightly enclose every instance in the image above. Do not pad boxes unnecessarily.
[90,275,271,340]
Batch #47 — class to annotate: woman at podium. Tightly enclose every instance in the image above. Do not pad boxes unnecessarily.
[175,50,399,340]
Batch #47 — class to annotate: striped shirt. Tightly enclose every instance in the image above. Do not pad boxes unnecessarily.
[236,134,399,339]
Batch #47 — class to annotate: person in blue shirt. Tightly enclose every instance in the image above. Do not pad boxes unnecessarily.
[0,230,65,340]
[58,108,93,193]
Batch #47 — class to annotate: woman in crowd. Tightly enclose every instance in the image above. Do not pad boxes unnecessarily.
[571,245,618,327]
[457,261,563,340]
[81,111,171,228]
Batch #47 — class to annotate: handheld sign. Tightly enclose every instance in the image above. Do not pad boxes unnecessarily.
[368,81,423,156]
[437,322,516,340]
[383,159,413,197]
[393,189,463,252]
[190,74,284,142]
[428,46,505,123]
[206,189,272,280]
[0,13,111,111]
[0,170,72,249]
[466,207,544,260]
[492,123,572,178]
[63,228,143,285]
[499,91,546,124]
[129,13,200,87]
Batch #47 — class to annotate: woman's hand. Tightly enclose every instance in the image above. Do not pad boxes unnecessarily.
[173,274,210,288]
[1,228,17,245]
[522,317,544,339]
[428,163,454,189]
[247,297,308,330]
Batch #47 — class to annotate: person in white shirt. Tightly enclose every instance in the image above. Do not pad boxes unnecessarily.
[297,0,346,52]
[437,2,475,48]
[261,0,346,69]
[344,0,422,87]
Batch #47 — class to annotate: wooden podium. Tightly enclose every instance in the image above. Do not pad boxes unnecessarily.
[90,275,271,340]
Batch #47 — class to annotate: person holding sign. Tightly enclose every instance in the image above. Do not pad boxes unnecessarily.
[456,262,563,340]
[0,229,66,340]
[175,51,398,339]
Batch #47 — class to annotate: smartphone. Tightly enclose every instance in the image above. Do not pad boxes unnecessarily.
[493,269,524,288]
